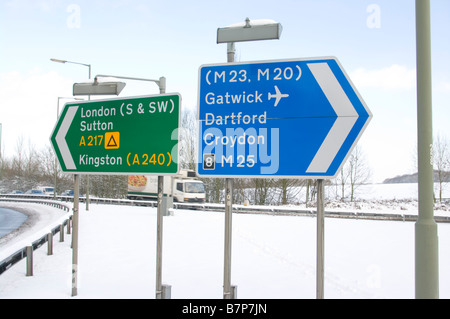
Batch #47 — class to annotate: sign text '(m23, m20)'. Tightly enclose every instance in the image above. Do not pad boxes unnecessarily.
[204,64,302,85]
[51,94,180,175]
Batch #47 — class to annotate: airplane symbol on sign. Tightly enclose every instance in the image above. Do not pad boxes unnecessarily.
[268,85,289,107]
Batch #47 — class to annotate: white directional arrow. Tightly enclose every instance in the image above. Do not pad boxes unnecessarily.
[55,106,78,170]
[306,62,358,173]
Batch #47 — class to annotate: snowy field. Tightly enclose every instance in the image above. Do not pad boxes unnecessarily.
[0,183,449,299]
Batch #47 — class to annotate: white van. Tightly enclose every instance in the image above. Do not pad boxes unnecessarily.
[127,170,205,203]
[37,186,55,196]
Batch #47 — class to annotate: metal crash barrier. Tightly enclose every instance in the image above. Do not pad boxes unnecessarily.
[0,198,72,276]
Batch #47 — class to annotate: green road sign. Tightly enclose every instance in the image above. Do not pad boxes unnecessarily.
[50,94,180,175]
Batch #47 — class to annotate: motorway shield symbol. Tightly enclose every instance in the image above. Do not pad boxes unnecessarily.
[196,57,372,178]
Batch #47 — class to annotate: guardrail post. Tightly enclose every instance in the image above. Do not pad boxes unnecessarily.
[66,219,71,234]
[26,246,33,276]
[47,232,53,255]
[60,224,64,242]
[161,284,171,299]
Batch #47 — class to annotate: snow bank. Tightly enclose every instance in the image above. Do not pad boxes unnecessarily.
[0,200,449,299]
[0,202,71,260]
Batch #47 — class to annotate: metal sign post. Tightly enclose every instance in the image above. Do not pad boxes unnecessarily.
[223,177,233,299]
[316,179,324,299]
[415,0,439,299]
[71,174,79,297]
[155,83,169,299]
[215,19,283,299]
[155,175,164,299]
[223,42,235,300]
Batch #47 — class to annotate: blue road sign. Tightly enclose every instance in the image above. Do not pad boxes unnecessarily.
[196,57,372,178]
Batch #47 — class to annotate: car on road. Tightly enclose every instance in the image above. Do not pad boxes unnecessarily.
[61,190,74,196]
[25,189,45,195]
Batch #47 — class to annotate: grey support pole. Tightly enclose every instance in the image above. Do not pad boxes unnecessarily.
[223,178,233,299]
[415,0,439,299]
[227,43,235,64]
[156,176,164,299]
[316,179,324,299]
[223,43,236,299]
[72,174,80,297]
[155,79,168,299]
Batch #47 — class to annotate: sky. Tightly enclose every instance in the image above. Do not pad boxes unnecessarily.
[0,0,449,183]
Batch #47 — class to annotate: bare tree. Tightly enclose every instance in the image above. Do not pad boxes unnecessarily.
[0,144,5,180]
[178,108,197,170]
[337,168,349,201]
[305,179,317,206]
[333,145,371,201]
[87,175,127,198]
[276,178,304,205]
[12,136,25,175]
[433,134,450,202]
[251,178,276,205]
[347,145,371,201]
[39,145,56,178]
[24,140,40,178]
[202,177,224,203]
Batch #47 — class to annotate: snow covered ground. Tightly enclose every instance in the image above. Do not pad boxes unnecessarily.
[0,183,449,299]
